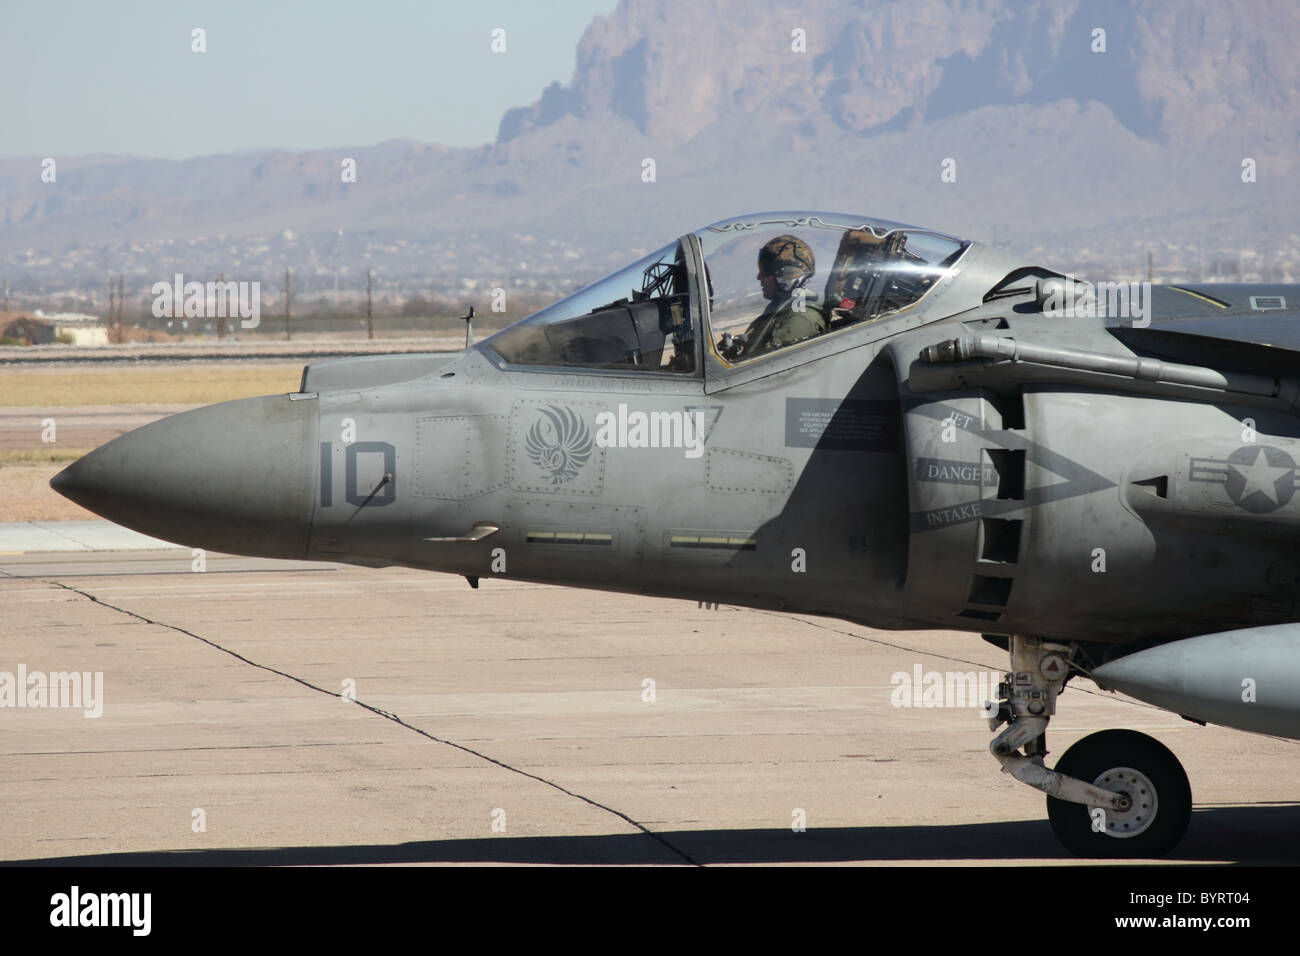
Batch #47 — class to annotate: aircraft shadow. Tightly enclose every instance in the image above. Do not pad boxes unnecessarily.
[6,805,1298,866]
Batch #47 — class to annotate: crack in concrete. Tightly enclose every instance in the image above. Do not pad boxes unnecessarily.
[25,572,701,866]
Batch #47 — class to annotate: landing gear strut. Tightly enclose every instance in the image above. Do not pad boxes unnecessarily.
[986,635,1192,858]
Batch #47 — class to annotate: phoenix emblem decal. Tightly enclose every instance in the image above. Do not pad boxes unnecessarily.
[525,405,594,484]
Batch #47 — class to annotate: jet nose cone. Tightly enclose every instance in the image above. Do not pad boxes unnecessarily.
[48,461,79,500]
[50,393,318,559]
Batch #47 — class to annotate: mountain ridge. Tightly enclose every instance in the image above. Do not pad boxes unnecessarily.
[3,0,1296,295]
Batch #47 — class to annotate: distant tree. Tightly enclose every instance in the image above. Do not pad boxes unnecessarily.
[1,316,55,344]
[401,295,431,318]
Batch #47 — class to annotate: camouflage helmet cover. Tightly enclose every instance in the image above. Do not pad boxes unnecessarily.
[757,235,815,288]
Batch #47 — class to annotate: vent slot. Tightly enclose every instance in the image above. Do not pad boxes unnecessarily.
[989,391,1025,430]
[526,531,614,546]
[967,574,1013,607]
[669,534,757,551]
[984,449,1026,500]
[963,317,1011,330]
[979,518,1022,563]
[1130,475,1168,499]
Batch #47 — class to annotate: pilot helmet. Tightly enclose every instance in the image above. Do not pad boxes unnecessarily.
[758,235,815,293]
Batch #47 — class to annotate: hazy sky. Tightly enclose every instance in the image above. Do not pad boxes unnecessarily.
[0,0,620,160]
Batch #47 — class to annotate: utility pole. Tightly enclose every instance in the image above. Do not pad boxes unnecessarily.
[284,267,292,341]
[217,271,226,339]
[332,227,343,302]
[366,268,373,340]
[2,279,8,313]
[117,273,124,327]
[107,276,115,328]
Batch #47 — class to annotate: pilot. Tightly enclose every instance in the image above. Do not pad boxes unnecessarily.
[721,235,826,360]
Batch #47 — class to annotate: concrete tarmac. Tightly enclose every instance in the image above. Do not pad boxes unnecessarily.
[2,549,1298,866]
[0,404,194,453]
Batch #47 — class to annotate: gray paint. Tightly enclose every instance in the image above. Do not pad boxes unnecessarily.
[50,208,1300,766]
[1094,627,1300,739]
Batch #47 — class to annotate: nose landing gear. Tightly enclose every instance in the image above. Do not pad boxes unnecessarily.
[987,636,1193,858]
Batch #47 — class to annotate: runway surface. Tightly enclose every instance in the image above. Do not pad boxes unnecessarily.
[2,549,1298,866]
[0,404,192,454]
[0,338,460,367]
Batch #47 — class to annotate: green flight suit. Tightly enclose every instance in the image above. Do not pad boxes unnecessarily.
[738,290,827,358]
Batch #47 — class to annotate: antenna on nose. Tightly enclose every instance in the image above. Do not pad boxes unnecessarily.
[462,305,475,348]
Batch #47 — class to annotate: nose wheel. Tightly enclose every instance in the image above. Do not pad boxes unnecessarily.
[1045,729,1192,858]
[987,636,1194,858]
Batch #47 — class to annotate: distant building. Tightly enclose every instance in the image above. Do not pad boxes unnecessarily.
[1,315,56,345]
[35,310,101,324]
[56,324,109,346]
[32,310,109,346]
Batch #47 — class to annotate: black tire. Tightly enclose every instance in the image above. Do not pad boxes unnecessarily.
[1046,729,1191,858]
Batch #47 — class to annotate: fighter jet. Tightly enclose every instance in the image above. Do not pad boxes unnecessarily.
[52,210,1300,858]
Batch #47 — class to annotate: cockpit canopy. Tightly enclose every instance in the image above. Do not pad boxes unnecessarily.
[488,240,694,372]
[486,211,970,373]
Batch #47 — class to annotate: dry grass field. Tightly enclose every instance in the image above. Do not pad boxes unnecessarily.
[0,364,302,406]
[1,461,96,521]
[0,448,90,465]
